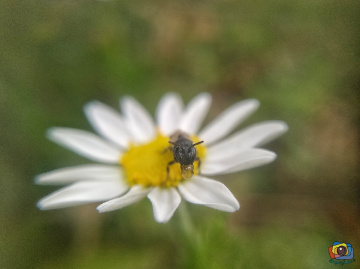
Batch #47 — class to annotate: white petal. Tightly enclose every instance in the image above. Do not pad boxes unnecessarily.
[97,185,150,212]
[47,128,122,163]
[120,96,156,144]
[37,180,129,210]
[199,99,259,145]
[84,101,130,148]
[35,165,123,185]
[156,93,183,135]
[207,121,288,160]
[178,176,239,212]
[147,187,181,223]
[202,148,277,175]
[179,92,212,134]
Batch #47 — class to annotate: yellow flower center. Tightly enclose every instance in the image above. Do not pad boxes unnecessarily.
[121,133,206,188]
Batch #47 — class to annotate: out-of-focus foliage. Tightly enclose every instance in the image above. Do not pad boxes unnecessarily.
[0,0,359,268]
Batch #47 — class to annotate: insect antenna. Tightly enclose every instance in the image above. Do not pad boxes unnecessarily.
[191,141,204,147]
[168,141,182,150]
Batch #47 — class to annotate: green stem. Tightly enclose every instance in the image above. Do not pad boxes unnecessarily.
[176,203,206,268]
[178,202,195,236]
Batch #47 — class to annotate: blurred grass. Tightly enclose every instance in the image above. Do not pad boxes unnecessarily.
[0,0,359,268]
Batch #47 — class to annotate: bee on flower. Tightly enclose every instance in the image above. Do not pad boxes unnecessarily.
[36,92,288,223]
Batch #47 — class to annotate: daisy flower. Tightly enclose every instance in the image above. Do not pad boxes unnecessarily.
[36,93,287,223]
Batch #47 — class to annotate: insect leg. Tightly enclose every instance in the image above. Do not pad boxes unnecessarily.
[166,160,176,178]
[195,157,202,174]
[161,146,172,154]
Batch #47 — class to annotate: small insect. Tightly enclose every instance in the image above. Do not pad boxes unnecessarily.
[167,130,204,179]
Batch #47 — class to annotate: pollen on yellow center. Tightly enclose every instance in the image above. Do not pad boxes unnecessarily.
[121,133,206,188]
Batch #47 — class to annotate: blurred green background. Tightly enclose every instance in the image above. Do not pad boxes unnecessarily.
[1,0,359,268]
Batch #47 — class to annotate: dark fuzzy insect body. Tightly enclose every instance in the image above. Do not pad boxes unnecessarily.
[168,131,203,179]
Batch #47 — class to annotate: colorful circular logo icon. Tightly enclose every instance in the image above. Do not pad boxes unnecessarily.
[329,242,355,265]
